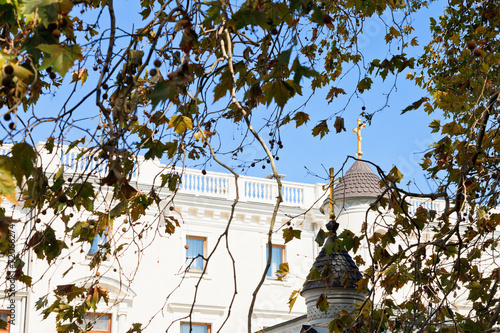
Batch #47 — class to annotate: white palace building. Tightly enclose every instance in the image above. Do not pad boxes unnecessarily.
[0,142,450,333]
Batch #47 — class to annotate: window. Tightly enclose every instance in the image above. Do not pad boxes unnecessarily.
[88,228,110,256]
[78,313,111,333]
[186,236,206,271]
[0,310,10,332]
[180,322,211,333]
[266,244,284,277]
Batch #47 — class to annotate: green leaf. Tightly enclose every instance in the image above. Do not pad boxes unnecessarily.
[168,115,193,135]
[429,119,441,133]
[23,0,60,26]
[37,44,83,77]
[283,228,301,243]
[357,77,373,94]
[150,80,180,108]
[262,80,292,108]
[401,97,429,114]
[213,70,232,102]
[291,56,319,85]
[110,201,127,218]
[315,228,327,246]
[11,142,36,185]
[316,293,329,313]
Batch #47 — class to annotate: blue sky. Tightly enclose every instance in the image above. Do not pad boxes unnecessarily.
[7,0,447,193]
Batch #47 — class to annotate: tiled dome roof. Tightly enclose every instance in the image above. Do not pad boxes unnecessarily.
[333,160,384,200]
[302,231,362,292]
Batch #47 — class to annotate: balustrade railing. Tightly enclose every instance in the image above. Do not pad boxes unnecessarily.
[1,143,453,211]
[407,197,446,215]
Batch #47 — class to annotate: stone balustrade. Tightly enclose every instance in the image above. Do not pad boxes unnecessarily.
[0,143,451,212]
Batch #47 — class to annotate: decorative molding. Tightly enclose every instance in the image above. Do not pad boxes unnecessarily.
[168,302,226,314]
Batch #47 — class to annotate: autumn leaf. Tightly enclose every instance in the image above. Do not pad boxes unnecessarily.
[293,111,310,127]
[0,156,18,205]
[71,68,88,86]
[288,290,299,312]
[38,44,83,77]
[326,86,346,103]
[283,228,301,243]
[312,120,329,138]
[168,115,193,135]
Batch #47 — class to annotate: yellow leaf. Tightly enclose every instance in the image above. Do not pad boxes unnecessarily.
[168,115,193,135]
[0,158,19,205]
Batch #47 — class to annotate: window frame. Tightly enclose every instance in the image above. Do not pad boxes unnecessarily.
[0,310,10,333]
[185,236,207,272]
[266,244,285,278]
[180,322,211,333]
[80,313,111,333]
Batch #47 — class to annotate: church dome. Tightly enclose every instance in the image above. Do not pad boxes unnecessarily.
[301,234,362,293]
[333,160,384,200]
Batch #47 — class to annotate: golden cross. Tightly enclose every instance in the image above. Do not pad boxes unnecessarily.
[352,118,366,159]
[322,168,336,220]
[328,167,335,220]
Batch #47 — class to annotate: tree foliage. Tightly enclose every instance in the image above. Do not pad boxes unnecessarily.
[0,0,499,332]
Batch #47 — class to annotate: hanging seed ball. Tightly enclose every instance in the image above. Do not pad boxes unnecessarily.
[49,72,56,80]
[154,59,162,67]
[96,272,101,276]
[8,122,15,130]
[4,113,11,121]
[251,163,256,167]
[52,29,61,38]
[41,210,47,215]
[67,199,75,207]
[102,83,109,90]
[4,65,13,75]
[58,194,68,203]
[169,206,175,211]
[122,227,127,232]
[150,68,158,77]
[68,178,73,182]
[184,244,189,249]
[202,170,207,175]
[474,48,484,57]
[102,93,108,99]
[362,106,366,110]
[467,40,477,50]
[262,165,266,169]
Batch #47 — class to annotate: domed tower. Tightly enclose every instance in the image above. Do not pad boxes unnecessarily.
[300,219,365,332]
[320,159,386,235]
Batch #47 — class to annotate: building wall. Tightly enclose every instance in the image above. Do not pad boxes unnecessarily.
[0,144,328,332]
